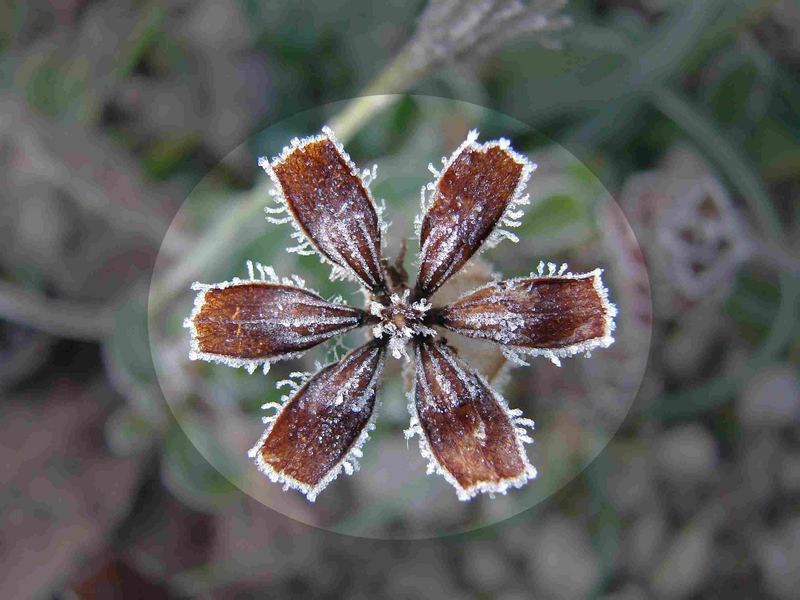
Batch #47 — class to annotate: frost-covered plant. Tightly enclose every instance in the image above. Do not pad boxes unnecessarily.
[407,0,572,68]
[185,127,616,502]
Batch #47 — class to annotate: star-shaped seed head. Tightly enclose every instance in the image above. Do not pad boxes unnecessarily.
[184,126,616,502]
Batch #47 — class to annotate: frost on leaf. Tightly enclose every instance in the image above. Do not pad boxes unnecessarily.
[408,338,536,501]
[415,131,534,297]
[434,265,617,367]
[248,340,386,501]
[186,278,365,375]
[260,127,387,294]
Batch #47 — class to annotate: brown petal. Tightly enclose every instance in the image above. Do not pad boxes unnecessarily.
[249,340,386,501]
[415,131,534,297]
[434,264,617,366]
[408,339,536,500]
[186,269,365,374]
[260,127,387,293]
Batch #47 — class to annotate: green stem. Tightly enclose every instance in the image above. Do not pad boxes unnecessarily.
[149,48,428,315]
[328,47,425,141]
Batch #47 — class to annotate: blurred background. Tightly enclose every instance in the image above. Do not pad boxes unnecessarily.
[1,0,798,598]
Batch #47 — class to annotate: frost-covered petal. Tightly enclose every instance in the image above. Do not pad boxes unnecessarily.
[408,339,536,500]
[260,127,387,293]
[249,340,386,501]
[433,265,617,366]
[415,131,534,297]
[186,278,365,374]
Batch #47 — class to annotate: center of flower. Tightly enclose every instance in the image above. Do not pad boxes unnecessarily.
[369,289,435,359]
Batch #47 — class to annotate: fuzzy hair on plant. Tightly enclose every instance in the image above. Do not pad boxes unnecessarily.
[184,126,617,502]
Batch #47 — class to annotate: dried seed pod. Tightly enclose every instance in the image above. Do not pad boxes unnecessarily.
[249,340,386,501]
[434,265,616,366]
[261,127,387,293]
[415,131,534,297]
[186,277,365,374]
[407,338,536,500]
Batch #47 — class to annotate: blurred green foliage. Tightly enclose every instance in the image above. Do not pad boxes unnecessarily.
[1,1,798,593]
[101,0,798,513]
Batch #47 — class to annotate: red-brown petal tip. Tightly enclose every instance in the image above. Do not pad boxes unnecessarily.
[185,262,365,374]
[415,131,535,297]
[407,339,536,500]
[248,340,386,501]
[260,127,387,293]
[436,263,617,367]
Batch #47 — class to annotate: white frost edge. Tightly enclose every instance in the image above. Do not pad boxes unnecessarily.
[183,260,360,376]
[258,126,388,289]
[444,261,618,367]
[247,346,386,502]
[404,345,537,502]
[414,129,537,251]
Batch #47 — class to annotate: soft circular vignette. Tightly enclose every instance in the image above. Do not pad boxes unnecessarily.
[147,95,653,540]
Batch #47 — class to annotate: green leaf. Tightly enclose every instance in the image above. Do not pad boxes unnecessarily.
[749,118,800,182]
[707,60,759,126]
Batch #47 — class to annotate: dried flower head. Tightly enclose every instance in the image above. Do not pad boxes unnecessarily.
[185,127,616,502]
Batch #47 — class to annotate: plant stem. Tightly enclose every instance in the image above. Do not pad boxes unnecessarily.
[149,47,429,315]
[327,47,424,140]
